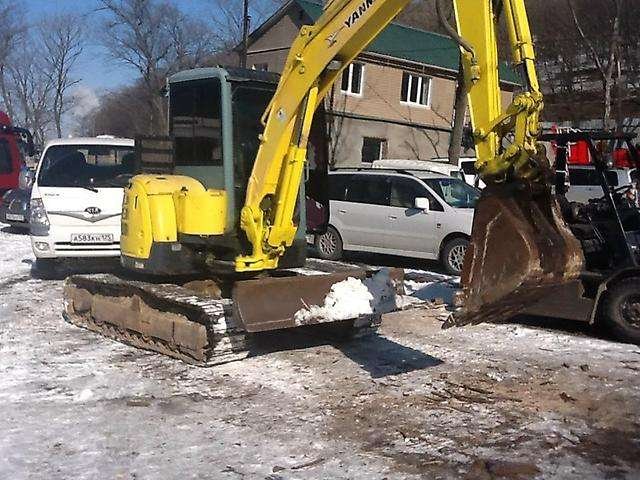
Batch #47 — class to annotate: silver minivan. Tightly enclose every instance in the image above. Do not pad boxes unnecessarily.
[314,170,479,275]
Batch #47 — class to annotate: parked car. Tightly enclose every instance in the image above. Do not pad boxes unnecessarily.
[29,137,135,276]
[314,169,479,275]
[0,187,31,230]
[0,167,35,231]
[565,165,636,204]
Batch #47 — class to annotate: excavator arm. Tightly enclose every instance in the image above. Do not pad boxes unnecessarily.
[236,0,413,271]
[237,0,583,328]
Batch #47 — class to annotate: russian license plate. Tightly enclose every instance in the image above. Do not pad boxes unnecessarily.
[6,213,24,222]
[70,233,114,244]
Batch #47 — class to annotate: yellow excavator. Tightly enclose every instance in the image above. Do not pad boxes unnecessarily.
[63,0,582,364]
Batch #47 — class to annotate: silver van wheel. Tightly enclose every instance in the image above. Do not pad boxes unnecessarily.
[315,226,343,260]
[441,238,469,275]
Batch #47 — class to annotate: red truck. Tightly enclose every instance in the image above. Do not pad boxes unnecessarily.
[0,111,34,198]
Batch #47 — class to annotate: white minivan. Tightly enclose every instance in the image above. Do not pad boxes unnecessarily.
[30,137,135,274]
[565,165,636,204]
[314,170,479,274]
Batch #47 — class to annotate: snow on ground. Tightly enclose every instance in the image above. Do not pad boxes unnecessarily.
[1,226,640,479]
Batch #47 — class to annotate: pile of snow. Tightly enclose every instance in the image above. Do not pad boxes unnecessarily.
[294,268,398,324]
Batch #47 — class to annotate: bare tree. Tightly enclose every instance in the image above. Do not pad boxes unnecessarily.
[40,13,84,138]
[169,14,219,70]
[79,81,154,137]
[210,0,283,49]
[566,0,623,129]
[528,0,640,129]
[0,1,26,120]
[8,46,55,145]
[99,0,176,134]
[99,0,220,135]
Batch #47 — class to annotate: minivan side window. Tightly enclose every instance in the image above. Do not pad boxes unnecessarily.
[390,177,444,211]
[328,174,352,201]
[346,174,390,206]
[0,141,12,174]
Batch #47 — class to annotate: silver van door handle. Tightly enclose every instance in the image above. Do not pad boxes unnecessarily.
[338,209,346,214]
[388,215,397,220]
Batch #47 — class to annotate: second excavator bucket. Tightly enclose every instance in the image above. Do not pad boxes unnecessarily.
[445,184,584,327]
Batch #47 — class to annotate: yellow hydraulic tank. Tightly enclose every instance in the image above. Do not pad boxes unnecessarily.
[173,188,226,235]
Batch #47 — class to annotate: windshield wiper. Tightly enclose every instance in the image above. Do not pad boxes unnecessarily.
[72,180,99,193]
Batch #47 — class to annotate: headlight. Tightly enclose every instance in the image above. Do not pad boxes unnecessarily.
[29,198,50,227]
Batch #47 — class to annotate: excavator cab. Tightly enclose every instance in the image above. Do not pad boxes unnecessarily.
[120,67,329,276]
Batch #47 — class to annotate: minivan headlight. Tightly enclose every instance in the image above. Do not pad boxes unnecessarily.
[29,198,50,227]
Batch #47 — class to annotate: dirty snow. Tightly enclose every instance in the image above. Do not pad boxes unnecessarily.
[1,225,640,479]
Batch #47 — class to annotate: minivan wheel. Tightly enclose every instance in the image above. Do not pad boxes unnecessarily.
[602,279,640,345]
[441,237,469,276]
[315,226,343,260]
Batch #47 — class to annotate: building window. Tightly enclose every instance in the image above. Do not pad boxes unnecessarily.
[252,63,268,72]
[361,137,387,163]
[400,72,431,107]
[340,62,364,96]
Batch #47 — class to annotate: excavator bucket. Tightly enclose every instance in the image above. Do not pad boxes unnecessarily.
[445,185,584,327]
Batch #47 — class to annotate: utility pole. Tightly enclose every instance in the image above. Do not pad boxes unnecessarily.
[240,0,250,68]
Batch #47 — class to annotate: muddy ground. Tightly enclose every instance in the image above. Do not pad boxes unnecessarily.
[0,227,639,479]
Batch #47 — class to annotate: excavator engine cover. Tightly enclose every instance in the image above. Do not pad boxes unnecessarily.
[446,184,584,327]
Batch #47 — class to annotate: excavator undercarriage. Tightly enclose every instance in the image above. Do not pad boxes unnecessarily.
[64,265,399,365]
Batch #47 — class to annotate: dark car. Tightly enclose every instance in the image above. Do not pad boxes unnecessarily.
[0,186,31,231]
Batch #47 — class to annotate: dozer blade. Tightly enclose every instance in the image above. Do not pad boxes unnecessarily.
[444,184,584,327]
[233,271,371,332]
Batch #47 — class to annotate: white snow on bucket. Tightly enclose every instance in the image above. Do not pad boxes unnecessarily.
[294,268,397,324]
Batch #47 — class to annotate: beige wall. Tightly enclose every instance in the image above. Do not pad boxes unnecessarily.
[245,7,517,167]
[329,117,451,167]
[246,10,302,73]
[329,61,456,129]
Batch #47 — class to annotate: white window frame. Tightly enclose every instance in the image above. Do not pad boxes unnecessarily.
[340,62,364,97]
[400,72,432,108]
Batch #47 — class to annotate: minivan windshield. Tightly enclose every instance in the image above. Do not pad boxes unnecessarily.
[423,177,480,209]
[37,144,135,188]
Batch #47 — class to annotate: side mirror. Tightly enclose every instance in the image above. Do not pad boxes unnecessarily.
[414,197,430,212]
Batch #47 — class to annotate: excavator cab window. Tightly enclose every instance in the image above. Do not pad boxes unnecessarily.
[231,83,275,217]
[170,77,224,189]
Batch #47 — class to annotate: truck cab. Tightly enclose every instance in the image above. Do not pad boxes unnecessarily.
[0,111,30,197]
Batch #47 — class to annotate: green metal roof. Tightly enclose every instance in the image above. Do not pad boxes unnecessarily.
[295,0,520,85]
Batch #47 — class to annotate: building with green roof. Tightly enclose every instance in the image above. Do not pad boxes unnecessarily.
[246,0,519,166]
